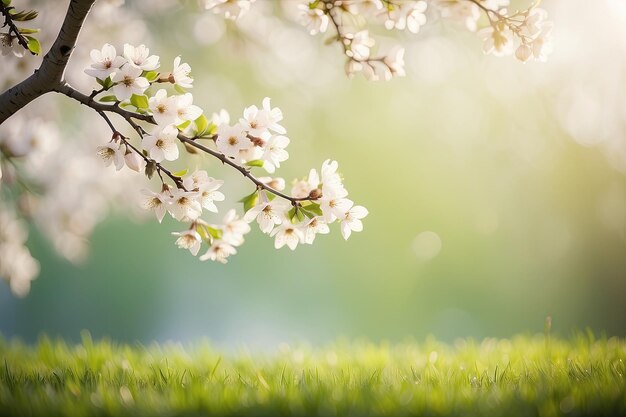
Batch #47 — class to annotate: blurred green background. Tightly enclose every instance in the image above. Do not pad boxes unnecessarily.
[1,0,625,347]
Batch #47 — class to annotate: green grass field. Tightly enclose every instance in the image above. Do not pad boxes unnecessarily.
[1,333,625,417]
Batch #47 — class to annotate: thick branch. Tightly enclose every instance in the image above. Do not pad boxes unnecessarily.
[0,0,96,124]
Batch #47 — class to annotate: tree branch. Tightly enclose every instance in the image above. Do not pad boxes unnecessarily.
[0,0,96,124]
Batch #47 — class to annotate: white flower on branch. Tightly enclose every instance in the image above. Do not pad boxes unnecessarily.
[301,216,330,245]
[175,93,204,125]
[142,125,180,162]
[84,43,126,79]
[261,134,290,174]
[149,89,178,126]
[97,142,125,171]
[382,1,427,34]
[167,188,202,221]
[199,239,237,263]
[216,123,250,159]
[123,43,160,71]
[182,170,225,213]
[219,209,251,246]
[172,229,202,256]
[270,223,304,251]
[433,0,481,32]
[340,204,368,240]
[243,194,290,234]
[297,3,329,35]
[204,0,255,20]
[111,64,149,101]
[141,189,169,223]
[171,56,194,88]
[477,24,514,57]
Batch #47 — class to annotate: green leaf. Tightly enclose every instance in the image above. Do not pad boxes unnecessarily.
[173,169,188,178]
[239,190,259,213]
[245,160,264,168]
[96,76,114,89]
[302,202,323,217]
[98,95,118,103]
[143,70,160,82]
[288,207,305,224]
[25,36,40,55]
[205,226,223,240]
[18,28,39,34]
[177,120,191,130]
[1,0,12,6]
[130,94,149,109]
[194,114,209,136]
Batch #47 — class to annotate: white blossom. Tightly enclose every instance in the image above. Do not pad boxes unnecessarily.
[204,0,255,20]
[216,123,250,159]
[301,216,330,244]
[175,93,203,124]
[477,24,515,57]
[167,188,202,221]
[270,223,304,250]
[243,195,289,234]
[261,135,290,174]
[142,125,180,162]
[183,170,225,213]
[123,43,160,71]
[141,189,169,223]
[172,229,202,256]
[199,240,237,263]
[149,89,178,126]
[349,30,375,61]
[219,209,251,246]
[111,64,149,101]
[97,142,125,170]
[84,43,126,79]
[171,56,194,88]
[340,205,368,240]
[298,4,329,35]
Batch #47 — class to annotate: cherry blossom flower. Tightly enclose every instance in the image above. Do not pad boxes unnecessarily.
[383,46,406,79]
[149,89,178,126]
[340,205,369,240]
[167,188,202,221]
[111,65,149,101]
[216,123,250,159]
[301,216,330,244]
[298,4,329,35]
[199,240,237,263]
[175,93,203,124]
[142,125,179,162]
[243,195,289,234]
[478,24,514,57]
[270,223,304,250]
[123,43,160,71]
[171,56,193,88]
[141,189,169,223]
[97,142,125,170]
[84,43,126,79]
[204,0,255,20]
[183,171,225,213]
[172,229,202,256]
[219,209,251,246]
[261,135,289,174]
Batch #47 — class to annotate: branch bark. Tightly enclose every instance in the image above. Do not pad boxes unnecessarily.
[0,0,96,124]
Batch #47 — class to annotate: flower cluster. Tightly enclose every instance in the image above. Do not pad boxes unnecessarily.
[293,0,419,81]
[207,0,552,76]
[434,0,553,62]
[244,159,369,250]
[83,43,367,265]
[203,0,256,20]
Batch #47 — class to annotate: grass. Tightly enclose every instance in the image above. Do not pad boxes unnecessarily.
[0,333,625,417]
